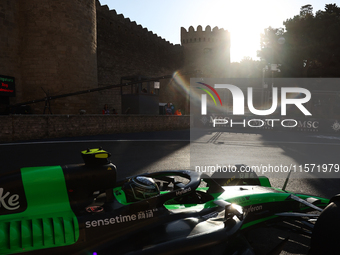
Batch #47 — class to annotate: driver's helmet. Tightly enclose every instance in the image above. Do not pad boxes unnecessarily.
[122,176,160,202]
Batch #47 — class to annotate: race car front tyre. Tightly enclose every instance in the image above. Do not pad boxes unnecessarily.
[310,199,340,255]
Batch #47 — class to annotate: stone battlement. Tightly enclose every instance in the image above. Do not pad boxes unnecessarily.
[96,0,181,48]
[181,25,230,45]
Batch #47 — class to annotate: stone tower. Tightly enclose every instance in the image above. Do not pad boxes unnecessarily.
[181,25,230,77]
[1,0,98,114]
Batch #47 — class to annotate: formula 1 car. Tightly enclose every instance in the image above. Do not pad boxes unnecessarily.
[1,148,339,255]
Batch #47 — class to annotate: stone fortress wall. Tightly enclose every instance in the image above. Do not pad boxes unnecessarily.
[0,0,185,114]
[96,2,183,114]
[1,0,99,114]
[0,0,230,115]
[0,1,20,98]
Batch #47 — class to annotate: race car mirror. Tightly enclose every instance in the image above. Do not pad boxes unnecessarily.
[226,204,244,221]
[214,200,244,221]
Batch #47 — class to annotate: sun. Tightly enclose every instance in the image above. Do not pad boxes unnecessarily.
[211,0,284,62]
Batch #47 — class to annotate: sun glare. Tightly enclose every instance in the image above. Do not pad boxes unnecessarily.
[207,0,285,62]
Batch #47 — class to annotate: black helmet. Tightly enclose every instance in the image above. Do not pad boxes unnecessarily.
[122,176,160,202]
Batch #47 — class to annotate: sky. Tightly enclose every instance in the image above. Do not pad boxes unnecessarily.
[99,0,340,63]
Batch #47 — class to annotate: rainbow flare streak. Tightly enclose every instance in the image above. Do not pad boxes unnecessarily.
[197,82,222,106]
[196,87,217,106]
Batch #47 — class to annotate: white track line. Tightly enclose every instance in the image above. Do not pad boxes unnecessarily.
[1,139,340,146]
[0,139,190,146]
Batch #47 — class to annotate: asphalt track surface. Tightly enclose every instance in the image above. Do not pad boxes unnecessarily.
[1,129,340,255]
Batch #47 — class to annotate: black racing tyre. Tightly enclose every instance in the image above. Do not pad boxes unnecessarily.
[310,199,340,255]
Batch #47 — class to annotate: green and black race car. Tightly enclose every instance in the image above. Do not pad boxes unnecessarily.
[0,148,339,255]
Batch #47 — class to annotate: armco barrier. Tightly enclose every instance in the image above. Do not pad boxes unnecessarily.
[0,115,190,143]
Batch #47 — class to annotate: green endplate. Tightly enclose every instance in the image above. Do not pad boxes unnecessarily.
[0,166,79,254]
